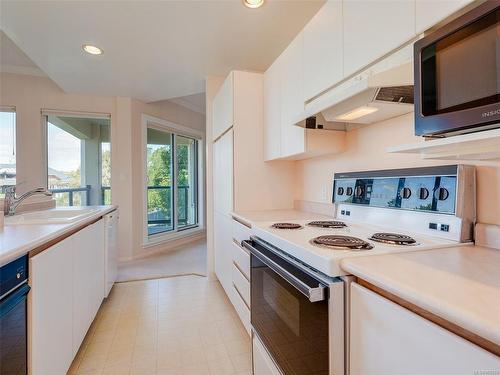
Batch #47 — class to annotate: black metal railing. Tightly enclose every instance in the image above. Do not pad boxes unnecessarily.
[50,185,91,206]
[146,185,191,234]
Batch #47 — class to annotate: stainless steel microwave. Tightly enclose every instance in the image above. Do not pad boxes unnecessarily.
[414,1,500,137]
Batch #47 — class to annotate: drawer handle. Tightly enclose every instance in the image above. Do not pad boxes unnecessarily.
[232,282,250,310]
[233,261,250,282]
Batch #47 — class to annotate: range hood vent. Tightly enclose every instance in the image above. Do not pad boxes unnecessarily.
[297,44,415,128]
[375,85,414,104]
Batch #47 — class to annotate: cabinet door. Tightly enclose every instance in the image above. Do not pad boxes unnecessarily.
[350,283,500,375]
[30,237,74,375]
[73,221,105,355]
[263,59,282,161]
[214,211,232,294]
[212,73,234,141]
[280,34,305,158]
[213,129,233,215]
[415,0,473,34]
[343,0,415,77]
[303,0,344,101]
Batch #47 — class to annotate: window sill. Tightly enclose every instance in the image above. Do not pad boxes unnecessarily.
[143,226,205,248]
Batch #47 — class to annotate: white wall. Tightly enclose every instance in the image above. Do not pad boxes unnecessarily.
[295,113,500,226]
[0,72,206,260]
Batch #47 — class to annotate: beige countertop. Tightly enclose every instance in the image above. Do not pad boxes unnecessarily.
[0,205,117,266]
[341,245,500,346]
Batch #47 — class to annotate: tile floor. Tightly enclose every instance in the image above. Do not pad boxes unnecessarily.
[117,240,207,282]
[68,275,251,375]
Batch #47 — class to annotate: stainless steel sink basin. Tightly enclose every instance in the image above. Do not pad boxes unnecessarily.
[5,208,100,225]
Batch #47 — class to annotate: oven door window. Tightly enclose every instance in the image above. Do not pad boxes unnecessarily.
[251,255,329,375]
[421,7,499,116]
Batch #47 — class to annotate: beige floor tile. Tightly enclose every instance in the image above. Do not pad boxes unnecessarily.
[71,274,252,375]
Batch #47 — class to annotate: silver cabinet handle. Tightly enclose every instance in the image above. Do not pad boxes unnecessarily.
[242,240,326,302]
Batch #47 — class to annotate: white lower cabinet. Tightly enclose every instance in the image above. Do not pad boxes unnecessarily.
[350,283,500,375]
[30,220,105,375]
[253,333,280,375]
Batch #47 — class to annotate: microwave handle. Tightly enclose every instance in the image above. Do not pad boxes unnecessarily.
[242,240,326,302]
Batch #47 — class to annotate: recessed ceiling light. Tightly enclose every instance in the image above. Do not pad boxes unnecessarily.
[243,0,264,9]
[82,44,103,55]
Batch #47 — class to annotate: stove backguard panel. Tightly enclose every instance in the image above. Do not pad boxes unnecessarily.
[332,165,476,242]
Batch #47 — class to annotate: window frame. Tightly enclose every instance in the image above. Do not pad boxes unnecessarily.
[0,106,17,199]
[141,114,204,246]
[41,110,112,206]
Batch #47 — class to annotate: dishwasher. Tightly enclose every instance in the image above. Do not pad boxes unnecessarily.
[104,210,118,297]
[0,255,30,375]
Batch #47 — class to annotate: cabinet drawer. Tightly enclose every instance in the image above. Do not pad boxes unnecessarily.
[232,219,252,243]
[232,263,250,308]
[232,217,251,244]
[231,284,250,335]
[232,241,250,280]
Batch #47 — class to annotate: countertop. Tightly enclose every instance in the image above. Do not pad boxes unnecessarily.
[0,205,117,267]
[341,245,500,346]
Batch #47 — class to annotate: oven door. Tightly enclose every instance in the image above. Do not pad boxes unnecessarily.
[0,283,30,375]
[243,238,331,375]
[414,1,500,136]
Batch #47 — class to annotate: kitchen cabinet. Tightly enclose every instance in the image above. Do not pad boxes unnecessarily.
[30,236,74,375]
[212,73,234,141]
[211,71,295,332]
[72,221,104,355]
[279,34,306,158]
[213,129,234,295]
[350,283,500,375]
[263,59,281,161]
[415,0,474,35]
[30,220,106,375]
[342,0,416,78]
[302,0,344,102]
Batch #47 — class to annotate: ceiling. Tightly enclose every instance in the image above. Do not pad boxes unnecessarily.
[0,0,324,102]
[0,31,45,76]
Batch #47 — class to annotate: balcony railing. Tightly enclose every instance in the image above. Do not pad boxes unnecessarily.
[146,185,191,235]
[50,185,91,206]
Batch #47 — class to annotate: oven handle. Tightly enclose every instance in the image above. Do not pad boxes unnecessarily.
[242,240,326,302]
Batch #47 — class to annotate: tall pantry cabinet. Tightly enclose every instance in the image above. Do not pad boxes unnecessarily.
[211,71,295,331]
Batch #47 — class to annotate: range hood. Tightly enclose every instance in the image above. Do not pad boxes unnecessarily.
[297,45,415,129]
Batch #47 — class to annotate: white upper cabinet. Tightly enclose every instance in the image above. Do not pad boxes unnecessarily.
[302,0,344,102]
[415,0,474,35]
[212,73,234,141]
[343,0,416,77]
[213,129,233,215]
[264,59,282,161]
[280,34,306,158]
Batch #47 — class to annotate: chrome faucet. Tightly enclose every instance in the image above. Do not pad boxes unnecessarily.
[3,186,53,216]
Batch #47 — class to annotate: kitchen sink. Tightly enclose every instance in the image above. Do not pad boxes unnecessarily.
[5,208,100,225]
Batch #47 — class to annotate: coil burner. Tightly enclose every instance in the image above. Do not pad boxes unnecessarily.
[369,233,417,246]
[311,235,373,250]
[271,223,303,230]
[307,220,347,229]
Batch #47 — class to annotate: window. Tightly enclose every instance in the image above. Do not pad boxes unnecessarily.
[0,109,16,198]
[144,117,201,239]
[45,113,111,206]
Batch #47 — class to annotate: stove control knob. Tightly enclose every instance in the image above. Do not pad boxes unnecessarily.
[419,187,429,200]
[337,187,344,195]
[354,186,364,197]
[401,187,412,199]
[437,187,449,201]
[346,187,353,196]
